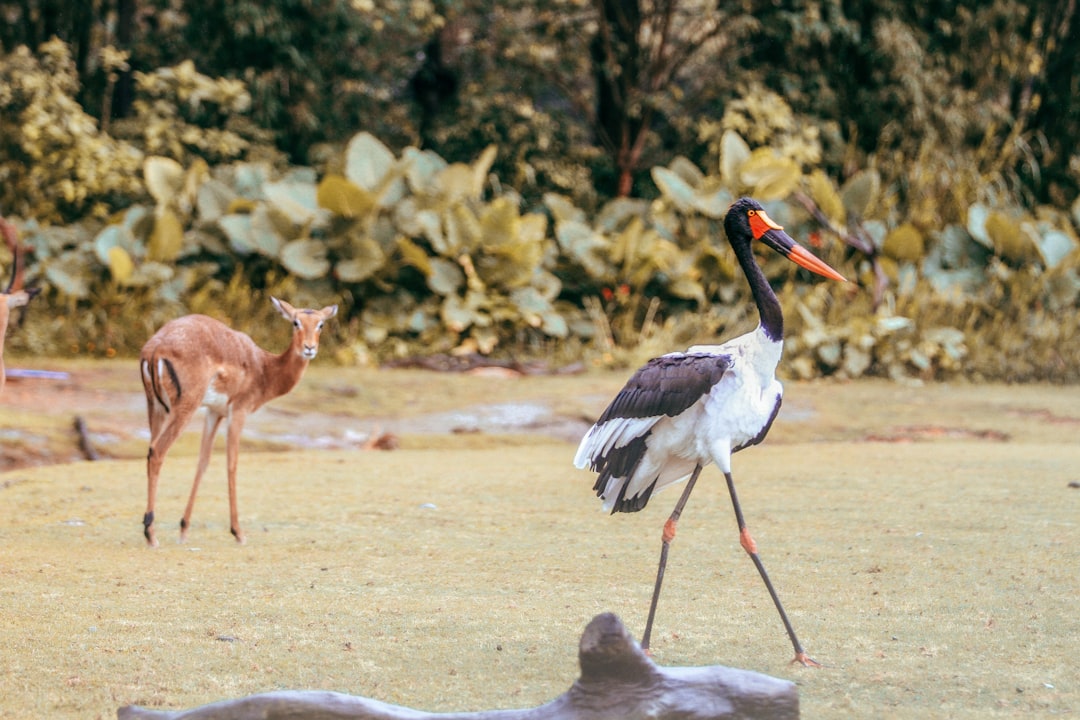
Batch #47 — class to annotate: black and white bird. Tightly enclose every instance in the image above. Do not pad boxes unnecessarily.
[574,196,847,665]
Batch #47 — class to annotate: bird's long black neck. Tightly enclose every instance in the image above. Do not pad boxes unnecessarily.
[731,235,784,342]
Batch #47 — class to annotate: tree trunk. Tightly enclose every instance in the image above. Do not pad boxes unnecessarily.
[591,0,645,197]
[112,0,136,120]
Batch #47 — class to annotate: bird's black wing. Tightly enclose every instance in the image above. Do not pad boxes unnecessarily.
[584,353,733,514]
[596,353,734,424]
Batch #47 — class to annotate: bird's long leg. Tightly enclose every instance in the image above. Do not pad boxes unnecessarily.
[641,464,703,652]
[724,471,819,667]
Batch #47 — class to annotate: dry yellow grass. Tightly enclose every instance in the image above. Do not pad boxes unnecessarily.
[1,363,1078,719]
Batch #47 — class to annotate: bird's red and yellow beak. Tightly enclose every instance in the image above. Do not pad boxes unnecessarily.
[750,209,847,283]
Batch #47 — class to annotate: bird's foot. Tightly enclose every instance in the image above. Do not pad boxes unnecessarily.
[791,651,822,668]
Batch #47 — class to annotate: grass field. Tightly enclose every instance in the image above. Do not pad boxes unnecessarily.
[1,363,1078,718]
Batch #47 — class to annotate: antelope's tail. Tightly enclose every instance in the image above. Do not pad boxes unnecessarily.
[141,355,182,413]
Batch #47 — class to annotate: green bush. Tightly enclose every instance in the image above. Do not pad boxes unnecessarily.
[3,50,1078,382]
[0,40,145,223]
[110,59,281,167]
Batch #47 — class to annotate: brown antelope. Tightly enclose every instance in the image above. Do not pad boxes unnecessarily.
[0,217,36,395]
[139,297,338,546]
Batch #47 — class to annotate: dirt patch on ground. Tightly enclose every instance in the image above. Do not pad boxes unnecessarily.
[0,359,599,472]
[1,359,1078,718]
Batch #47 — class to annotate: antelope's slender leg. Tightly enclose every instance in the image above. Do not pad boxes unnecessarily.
[144,413,189,548]
[179,410,223,542]
[225,410,248,544]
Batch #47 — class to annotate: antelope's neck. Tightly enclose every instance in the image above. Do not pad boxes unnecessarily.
[262,339,310,400]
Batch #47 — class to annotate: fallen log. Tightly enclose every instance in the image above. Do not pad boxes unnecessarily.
[118,613,798,720]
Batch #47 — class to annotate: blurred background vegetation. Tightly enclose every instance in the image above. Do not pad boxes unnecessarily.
[1,0,1078,382]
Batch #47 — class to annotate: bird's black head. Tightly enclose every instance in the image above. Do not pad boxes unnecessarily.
[724,197,783,248]
[724,197,766,241]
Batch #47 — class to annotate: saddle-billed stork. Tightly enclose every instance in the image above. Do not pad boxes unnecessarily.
[574,196,847,665]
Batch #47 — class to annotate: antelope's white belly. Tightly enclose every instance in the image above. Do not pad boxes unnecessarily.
[202,380,231,414]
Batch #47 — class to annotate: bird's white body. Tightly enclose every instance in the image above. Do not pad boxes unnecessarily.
[575,325,784,512]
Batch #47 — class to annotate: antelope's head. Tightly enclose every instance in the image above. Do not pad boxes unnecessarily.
[271,297,339,360]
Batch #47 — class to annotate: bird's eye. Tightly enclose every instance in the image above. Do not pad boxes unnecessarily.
[748,209,757,217]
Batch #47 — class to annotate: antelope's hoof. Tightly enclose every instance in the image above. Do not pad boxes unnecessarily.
[142,512,156,546]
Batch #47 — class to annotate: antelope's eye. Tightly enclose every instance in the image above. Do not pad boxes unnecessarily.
[316,322,324,331]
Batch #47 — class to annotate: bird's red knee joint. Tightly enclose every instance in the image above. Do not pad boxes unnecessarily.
[739,527,758,554]
[662,519,677,544]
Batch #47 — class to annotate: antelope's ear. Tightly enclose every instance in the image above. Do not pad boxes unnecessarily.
[271,296,296,320]
[321,304,339,319]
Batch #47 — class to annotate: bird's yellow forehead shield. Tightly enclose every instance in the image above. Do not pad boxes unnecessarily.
[748,209,784,240]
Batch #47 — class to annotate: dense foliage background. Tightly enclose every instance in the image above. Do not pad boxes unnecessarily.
[1,0,1078,381]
